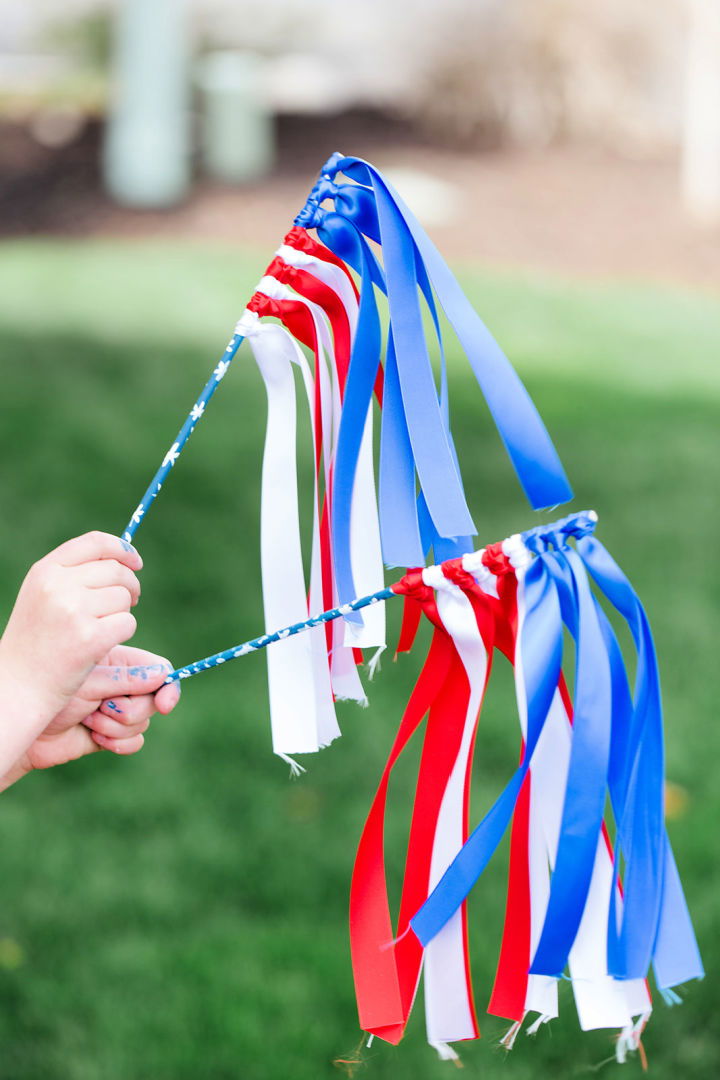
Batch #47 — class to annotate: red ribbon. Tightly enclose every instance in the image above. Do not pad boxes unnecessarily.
[349,581,452,1040]
[247,292,335,647]
[264,256,353,395]
[351,565,507,1043]
[284,224,360,293]
[280,228,383,404]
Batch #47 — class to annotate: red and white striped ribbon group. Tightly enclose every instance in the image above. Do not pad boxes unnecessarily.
[350,541,652,1057]
[240,228,386,762]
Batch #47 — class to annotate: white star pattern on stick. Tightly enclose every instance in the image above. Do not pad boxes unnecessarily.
[131,505,144,525]
[162,443,180,468]
[214,360,230,381]
[191,402,205,421]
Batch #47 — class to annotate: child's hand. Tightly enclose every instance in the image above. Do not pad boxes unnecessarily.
[0,531,143,718]
[0,646,181,789]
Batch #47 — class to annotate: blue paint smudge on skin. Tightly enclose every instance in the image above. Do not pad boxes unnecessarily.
[128,664,165,681]
[106,701,122,714]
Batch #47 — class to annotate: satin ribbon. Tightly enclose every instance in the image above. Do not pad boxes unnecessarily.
[302,208,393,598]
[349,570,453,1043]
[350,555,506,1050]
[298,185,471,573]
[306,153,573,514]
[246,290,334,598]
[412,513,701,999]
[410,537,563,949]
[280,227,385,405]
[577,535,703,988]
[266,252,386,652]
[525,537,613,978]
[420,563,489,1049]
[414,535,652,1031]
[485,547,536,1023]
[350,566,493,1045]
[284,224,360,304]
[535,524,700,988]
[247,282,365,699]
[240,311,339,755]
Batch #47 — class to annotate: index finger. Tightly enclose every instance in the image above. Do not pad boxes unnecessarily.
[105,646,170,667]
[48,531,143,571]
[88,661,172,699]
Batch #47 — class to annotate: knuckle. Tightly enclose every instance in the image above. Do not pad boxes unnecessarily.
[117,702,137,725]
[62,602,81,626]
[28,561,52,593]
[26,560,43,581]
[80,530,105,552]
[119,567,135,590]
[75,618,97,649]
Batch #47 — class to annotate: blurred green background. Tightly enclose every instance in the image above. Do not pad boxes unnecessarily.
[0,241,717,1079]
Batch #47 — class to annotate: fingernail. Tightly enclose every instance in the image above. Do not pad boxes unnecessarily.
[106,701,123,714]
[119,537,143,567]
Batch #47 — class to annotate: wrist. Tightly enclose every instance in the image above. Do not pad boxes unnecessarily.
[0,642,62,771]
[0,636,67,720]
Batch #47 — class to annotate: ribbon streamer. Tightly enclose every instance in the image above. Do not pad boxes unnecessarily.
[241,312,339,756]
[116,153,701,1063]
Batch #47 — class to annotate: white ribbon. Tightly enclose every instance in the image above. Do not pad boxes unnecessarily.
[420,564,484,1046]
[246,315,339,755]
[512,569,560,1021]
[275,255,384,650]
[259,272,384,682]
[276,242,359,334]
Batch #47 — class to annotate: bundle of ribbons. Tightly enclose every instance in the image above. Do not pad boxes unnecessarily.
[124,153,703,1061]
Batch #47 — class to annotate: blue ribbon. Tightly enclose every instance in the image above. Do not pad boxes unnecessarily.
[295,154,573,602]
[321,153,574,513]
[307,209,385,619]
[414,246,474,563]
[296,179,471,595]
[410,531,565,946]
[411,513,702,990]
[578,536,703,987]
[379,329,424,567]
[525,533,613,977]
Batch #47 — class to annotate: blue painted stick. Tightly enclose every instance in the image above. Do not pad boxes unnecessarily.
[122,329,246,542]
[162,510,599,686]
[164,586,397,684]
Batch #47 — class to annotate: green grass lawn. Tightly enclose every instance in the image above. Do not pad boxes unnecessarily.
[0,240,717,1080]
